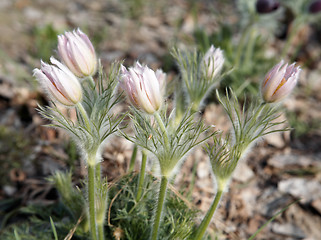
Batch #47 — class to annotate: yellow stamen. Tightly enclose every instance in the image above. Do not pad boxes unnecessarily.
[273,78,287,95]
[263,75,271,87]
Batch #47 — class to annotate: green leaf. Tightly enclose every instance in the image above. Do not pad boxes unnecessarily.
[50,217,58,240]
[247,199,300,240]
[13,229,21,240]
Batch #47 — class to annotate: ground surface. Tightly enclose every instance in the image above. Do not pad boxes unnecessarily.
[0,0,321,239]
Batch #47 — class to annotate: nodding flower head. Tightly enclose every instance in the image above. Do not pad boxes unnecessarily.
[119,62,166,114]
[261,60,300,103]
[202,45,224,79]
[256,0,280,14]
[33,57,82,106]
[309,1,321,14]
[58,29,97,78]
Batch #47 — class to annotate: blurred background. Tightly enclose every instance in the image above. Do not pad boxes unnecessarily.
[0,0,321,239]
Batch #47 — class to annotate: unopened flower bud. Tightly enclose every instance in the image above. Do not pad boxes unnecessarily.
[58,29,97,78]
[119,62,165,114]
[203,45,224,79]
[155,69,167,94]
[33,57,82,106]
[256,0,280,14]
[261,60,300,103]
[309,1,321,14]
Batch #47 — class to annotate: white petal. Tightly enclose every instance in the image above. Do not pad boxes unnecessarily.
[143,68,162,110]
[263,62,287,101]
[270,77,297,102]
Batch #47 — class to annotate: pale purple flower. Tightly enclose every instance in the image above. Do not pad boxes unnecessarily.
[309,0,321,14]
[155,69,166,95]
[261,60,301,103]
[203,45,224,79]
[33,57,82,106]
[256,0,280,14]
[119,62,165,114]
[58,29,97,78]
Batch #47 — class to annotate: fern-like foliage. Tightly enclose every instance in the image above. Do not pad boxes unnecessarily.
[106,173,198,240]
[207,89,289,180]
[48,171,86,224]
[171,48,224,111]
[123,107,215,177]
[218,89,288,149]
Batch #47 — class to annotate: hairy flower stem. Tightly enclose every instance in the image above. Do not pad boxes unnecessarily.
[151,176,168,240]
[88,76,96,88]
[194,179,227,240]
[88,162,98,240]
[154,112,169,149]
[128,144,138,172]
[96,172,107,240]
[97,223,104,240]
[95,163,101,184]
[77,103,91,131]
[191,101,200,113]
[136,150,147,201]
[96,198,106,240]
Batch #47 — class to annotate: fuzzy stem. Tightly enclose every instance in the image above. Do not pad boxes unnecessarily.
[194,179,226,240]
[97,223,104,240]
[154,112,169,149]
[136,150,147,202]
[87,75,96,88]
[96,173,107,240]
[88,162,98,240]
[191,101,200,113]
[77,103,91,131]
[96,163,101,185]
[128,144,138,172]
[151,176,168,240]
[94,155,103,238]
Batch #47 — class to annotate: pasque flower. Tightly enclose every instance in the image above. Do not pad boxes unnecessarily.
[58,29,97,78]
[203,45,224,79]
[33,57,82,106]
[256,0,280,14]
[261,60,300,103]
[309,1,321,14]
[119,62,165,114]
